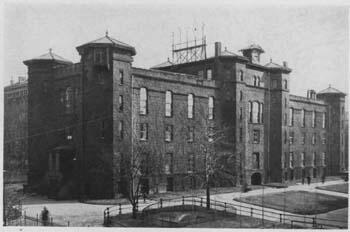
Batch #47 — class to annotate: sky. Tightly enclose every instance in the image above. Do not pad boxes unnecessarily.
[2,2,349,99]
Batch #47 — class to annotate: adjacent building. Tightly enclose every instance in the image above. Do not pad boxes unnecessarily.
[4,77,28,183]
[17,33,347,199]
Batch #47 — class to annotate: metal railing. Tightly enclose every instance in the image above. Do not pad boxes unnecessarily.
[103,195,347,229]
[5,210,67,227]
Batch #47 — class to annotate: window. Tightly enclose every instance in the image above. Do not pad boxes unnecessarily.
[187,94,194,119]
[322,112,326,128]
[140,88,147,115]
[165,125,173,142]
[253,76,257,86]
[252,153,260,169]
[284,130,287,144]
[284,113,287,126]
[289,152,294,168]
[65,127,73,140]
[198,70,204,78]
[301,109,305,127]
[252,102,259,123]
[187,126,194,142]
[253,130,260,143]
[321,152,326,166]
[289,131,294,144]
[257,76,261,87]
[322,136,326,144]
[101,120,106,139]
[118,121,124,139]
[312,111,316,128]
[165,91,172,117]
[208,97,214,120]
[259,103,264,123]
[119,95,123,111]
[206,69,212,81]
[239,127,243,142]
[284,80,288,89]
[285,98,287,108]
[312,133,316,145]
[248,102,253,122]
[140,123,148,140]
[239,70,244,81]
[272,80,277,88]
[301,133,306,145]
[239,107,243,121]
[188,154,195,173]
[240,91,243,101]
[119,70,124,85]
[140,153,149,175]
[301,152,305,167]
[312,152,316,166]
[164,153,173,174]
[65,87,73,113]
[289,108,294,126]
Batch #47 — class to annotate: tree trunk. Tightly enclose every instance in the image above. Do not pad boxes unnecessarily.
[206,183,210,209]
[132,203,137,219]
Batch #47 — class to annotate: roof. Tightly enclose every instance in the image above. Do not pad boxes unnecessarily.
[151,59,174,69]
[221,48,239,56]
[264,61,292,72]
[76,32,136,55]
[318,85,346,96]
[24,49,72,65]
[239,44,265,53]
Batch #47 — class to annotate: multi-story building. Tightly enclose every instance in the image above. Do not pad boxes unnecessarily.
[20,33,347,199]
[3,77,28,183]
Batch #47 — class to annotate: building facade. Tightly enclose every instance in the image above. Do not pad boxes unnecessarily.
[19,34,347,199]
[4,77,28,183]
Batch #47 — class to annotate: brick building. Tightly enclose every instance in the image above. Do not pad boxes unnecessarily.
[20,33,347,199]
[3,77,28,183]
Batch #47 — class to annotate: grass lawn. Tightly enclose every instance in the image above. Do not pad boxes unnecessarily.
[110,211,291,228]
[316,183,349,194]
[236,190,348,215]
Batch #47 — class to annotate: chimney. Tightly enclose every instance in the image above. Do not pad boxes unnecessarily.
[215,42,222,57]
[283,61,288,68]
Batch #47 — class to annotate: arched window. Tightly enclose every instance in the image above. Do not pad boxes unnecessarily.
[208,97,214,120]
[257,76,261,87]
[165,91,172,117]
[252,102,259,123]
[188,94,194,119]
[240,91,243,101]
[253,76,257,86]
[239,70,244,81]
[284,80,288,89]
[322,112,326,128]
[65,87,73,113]
[140,88,147,115]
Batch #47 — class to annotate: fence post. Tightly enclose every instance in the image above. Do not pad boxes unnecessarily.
[36,214,39,226]
[280,214,282,223]
[24,211,26,225]
[182,196,184,205]
[160,198,163,208]
[119,203,122,215]
[224,203,227,213]
[68,221,70,227]
[312,217,316,228]
[200,198,203,207]
[107,208,110,225]
[51,217,53,226]
[250,208,253,217]
[291,221,293,228]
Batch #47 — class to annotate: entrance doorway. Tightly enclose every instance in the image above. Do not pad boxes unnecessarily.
[251,172,262,185]
[166,177,174,192]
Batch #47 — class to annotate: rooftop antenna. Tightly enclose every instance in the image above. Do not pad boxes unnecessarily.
[105,30,109,37]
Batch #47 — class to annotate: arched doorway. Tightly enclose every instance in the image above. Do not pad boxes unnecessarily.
[251,172,262,185]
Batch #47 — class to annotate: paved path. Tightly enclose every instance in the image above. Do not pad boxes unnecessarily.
[22,180,348,227]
